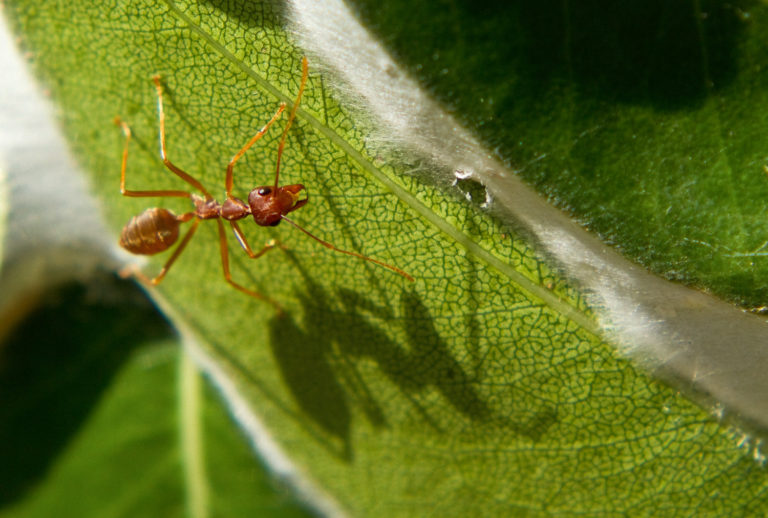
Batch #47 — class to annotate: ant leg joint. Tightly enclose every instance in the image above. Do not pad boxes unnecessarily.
[118,263,153,284]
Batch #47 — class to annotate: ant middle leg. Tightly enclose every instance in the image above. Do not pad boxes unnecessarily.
[152,75,213,199]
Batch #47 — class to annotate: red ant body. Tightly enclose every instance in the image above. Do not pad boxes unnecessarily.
[117,57,412,307]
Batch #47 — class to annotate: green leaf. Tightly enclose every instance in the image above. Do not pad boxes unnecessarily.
[0,282,313,518]
[5,0,768,516]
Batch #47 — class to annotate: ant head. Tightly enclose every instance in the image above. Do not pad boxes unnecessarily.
[248,183,307,227]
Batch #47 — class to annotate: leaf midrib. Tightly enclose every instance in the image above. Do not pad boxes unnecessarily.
[161,0,600,337]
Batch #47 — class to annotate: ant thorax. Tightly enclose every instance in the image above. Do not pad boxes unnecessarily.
[192,194,223,220]
[220,196,251,221]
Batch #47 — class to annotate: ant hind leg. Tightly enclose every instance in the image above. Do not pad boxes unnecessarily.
[115,117,193,199]
[151,75,214,199]
[120,215,199,286]
[150,217,200,284]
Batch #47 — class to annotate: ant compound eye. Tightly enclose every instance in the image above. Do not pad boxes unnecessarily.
[257,187,272,196]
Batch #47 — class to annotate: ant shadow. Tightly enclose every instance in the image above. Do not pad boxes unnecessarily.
[201,0,288,32]
[267,253,561,462]
[267,275,490,462]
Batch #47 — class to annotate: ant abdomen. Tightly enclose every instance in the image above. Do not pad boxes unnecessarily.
[120,207,181,255]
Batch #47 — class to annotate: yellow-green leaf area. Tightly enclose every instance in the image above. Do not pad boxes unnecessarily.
[6,0,768,516]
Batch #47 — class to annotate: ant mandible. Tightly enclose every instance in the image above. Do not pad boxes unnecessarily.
[116,57,413,308]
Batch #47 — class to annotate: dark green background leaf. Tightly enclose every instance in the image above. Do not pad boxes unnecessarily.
[350,0,768,308]
[0,282,312,517]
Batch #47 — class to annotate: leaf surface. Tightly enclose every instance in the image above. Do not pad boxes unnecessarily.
[5,0,768,516]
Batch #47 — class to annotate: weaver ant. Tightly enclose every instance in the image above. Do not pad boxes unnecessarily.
[116,57,413,308]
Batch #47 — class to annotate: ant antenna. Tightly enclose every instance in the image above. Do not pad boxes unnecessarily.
[274,56,309,192]
[281,215,414,282]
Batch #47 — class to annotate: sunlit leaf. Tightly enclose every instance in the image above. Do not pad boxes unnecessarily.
[5,0,768,516]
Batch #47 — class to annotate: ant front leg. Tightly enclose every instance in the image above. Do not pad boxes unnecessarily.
[215,220,282,311]
[229,221,282,259]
